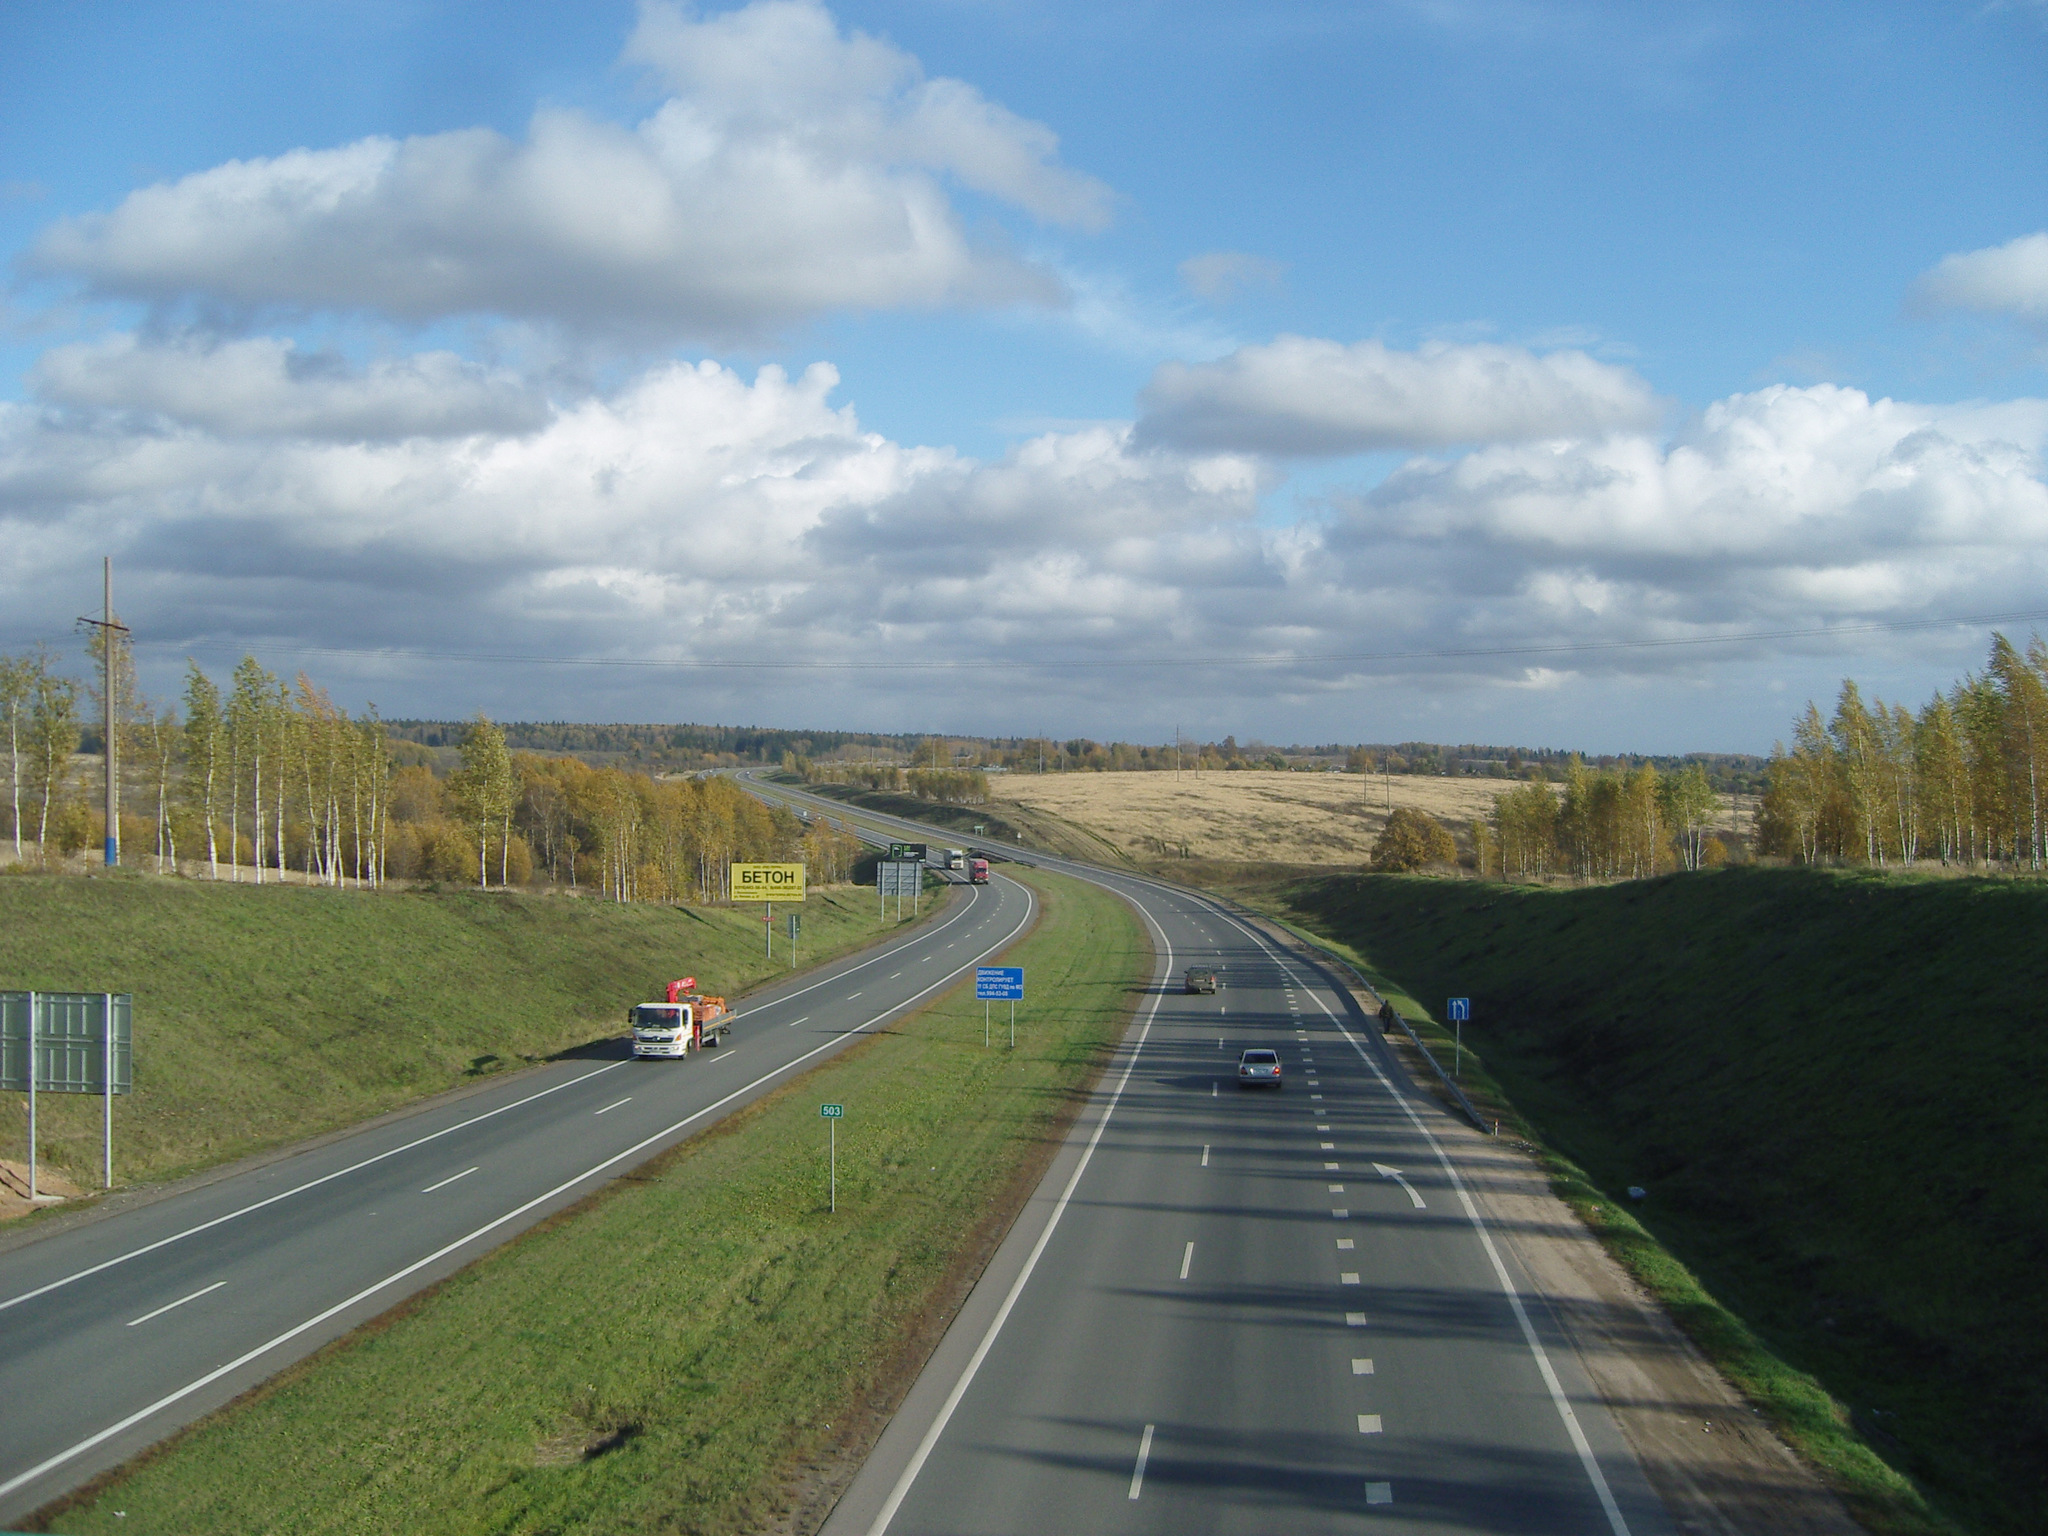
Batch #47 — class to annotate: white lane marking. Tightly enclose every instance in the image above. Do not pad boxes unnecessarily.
[0,855,997,1320]
[890,972,902,979]
[0,1060,626,1318]
[1218,1037,1223,1048]
[1353,1358,1375,1374]
[848,992,862,999]
[421,1166,480,1193]
[1373,1163,1427,1209]
[788,1016,810,1028]
[1347,1311,1368,1326]
[1341,1272,1361,1285]
[1179,1241,1195,1280]
[1225,918,1636,1536]
[1128,1423,1155,1500]
[1324,1162,1340,1171]
[0,878,1043,1511]
[1358,1414,1383,1434]
[593,1098,633,1116]
[1337,1238,1355,1250]
[1367,1482,1393,1505]
[862,896,1174,1536]
[1211,1082,1217,1097]
[1311,1094,1324,1101]
[1328,1183,1345,1193]
[1332,1207,1349,1218]
[125,1281,225,1328]
[1201,1145,1209,1168]
[1317,1124,1331,1130]
[1320,1141,1335,1150]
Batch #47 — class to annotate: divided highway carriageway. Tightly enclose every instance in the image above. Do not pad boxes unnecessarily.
[0,874,1034,1525]
[746,776,1677,1536]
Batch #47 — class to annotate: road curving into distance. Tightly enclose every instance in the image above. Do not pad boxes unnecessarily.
[0,872,1034,1526]
[742,775,1676,1536]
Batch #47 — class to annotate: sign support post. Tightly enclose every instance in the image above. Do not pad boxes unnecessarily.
[976,968,1024,1050]
[1448,998,1471,1078]
[819,1103,843,1212]
[103,992,113,1188]
[27,991,36,1200]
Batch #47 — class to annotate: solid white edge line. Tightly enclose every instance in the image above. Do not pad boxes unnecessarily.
[1220,912,1632,1536]
[0,876,1039,1509]
[420,1167,480,1194]
[1127,1422,1155,1500]
[123,1280,224,1328]
[0,1061,626,1316]
[862,905,1174,1536]
[1,865,993,1319]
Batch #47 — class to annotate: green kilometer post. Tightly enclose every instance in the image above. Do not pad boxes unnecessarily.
[820,1103,843,1213]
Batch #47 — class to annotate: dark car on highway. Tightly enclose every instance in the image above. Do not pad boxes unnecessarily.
[1184,966,1219,994]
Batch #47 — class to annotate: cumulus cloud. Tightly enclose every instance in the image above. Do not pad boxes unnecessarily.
[1134,335,1662,454]
[1911,231,2048,324]
[31,334,548,441]
[3,339,2043,742]
[1337,383,2048,628]
[23,0,1106,341]
[1178,251,1285,302]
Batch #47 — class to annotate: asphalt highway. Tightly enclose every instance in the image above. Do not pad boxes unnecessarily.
[745,777,1676,1536]
[0,871,1034,1525]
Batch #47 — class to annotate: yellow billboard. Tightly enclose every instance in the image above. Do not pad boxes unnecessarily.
[731,862,807,901]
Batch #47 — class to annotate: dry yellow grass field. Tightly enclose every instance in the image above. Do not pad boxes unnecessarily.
[988,770,1510,865]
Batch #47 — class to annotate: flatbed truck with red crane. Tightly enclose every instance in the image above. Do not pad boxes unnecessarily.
[630,977,732,1058]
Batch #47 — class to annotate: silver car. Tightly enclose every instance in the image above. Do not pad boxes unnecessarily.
[1236,1048,1282,1088]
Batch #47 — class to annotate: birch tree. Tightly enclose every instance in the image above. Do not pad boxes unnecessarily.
[183,664,224,878]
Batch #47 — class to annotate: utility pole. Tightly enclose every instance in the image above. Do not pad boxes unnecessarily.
[79,558,130,868]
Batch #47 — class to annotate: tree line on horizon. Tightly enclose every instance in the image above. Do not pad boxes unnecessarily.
[1756,633,2048,869]
[0,640,862,903]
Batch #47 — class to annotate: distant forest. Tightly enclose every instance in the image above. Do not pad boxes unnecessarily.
[383,719,1767,793]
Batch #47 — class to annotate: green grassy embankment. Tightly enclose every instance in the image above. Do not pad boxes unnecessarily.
[0,871,923,1191]
[38,867,1147,1536]
[1195,863,2043,1536]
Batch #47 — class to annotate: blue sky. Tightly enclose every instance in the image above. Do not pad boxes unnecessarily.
[3,1,2044,751]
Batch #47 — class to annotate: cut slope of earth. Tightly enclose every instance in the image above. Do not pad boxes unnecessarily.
[1224,864,2044,1536]
[0,872,916,1193]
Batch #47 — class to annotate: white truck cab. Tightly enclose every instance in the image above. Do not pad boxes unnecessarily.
[630,1000,728,1057]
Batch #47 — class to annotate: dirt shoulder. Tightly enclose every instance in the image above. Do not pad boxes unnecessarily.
[1237,910,1864,1536]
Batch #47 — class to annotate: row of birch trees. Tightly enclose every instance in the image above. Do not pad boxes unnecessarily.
[1484,759,1721,881]
[1756,634,2048,869]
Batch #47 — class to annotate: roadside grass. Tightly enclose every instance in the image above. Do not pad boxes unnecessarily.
[1193,862,2040,1536]
[35,868,1149,1536]
[0,872,922,1193]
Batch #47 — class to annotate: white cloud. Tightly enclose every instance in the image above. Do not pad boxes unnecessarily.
[1134,335,1663,454]
[31,334,548,441]
[24,1,1106,342]
[1178,251,1285,302]
[1911,231,2048,324]
[3,343,2043,746]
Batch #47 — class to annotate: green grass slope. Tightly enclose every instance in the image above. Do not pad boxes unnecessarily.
[1250,865,2044,1535]
[40,869,1148,1536]
[0,872,917,1190]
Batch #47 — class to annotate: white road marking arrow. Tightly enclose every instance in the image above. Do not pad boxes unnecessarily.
[1373,1163,1427,1209]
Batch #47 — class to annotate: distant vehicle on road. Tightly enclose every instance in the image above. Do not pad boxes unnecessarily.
[944,848,966,870]
[631,977,731,1058]
[1237,1048,1281,1088]
[969,856,990,884]
[1184,966,1219,994]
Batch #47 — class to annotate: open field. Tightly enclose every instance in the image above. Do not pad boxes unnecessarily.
[37,868,1149,1536]
[989,769,1507,864]
[0,872,920,1197]
[989,769,1754,867]
[1200,862,2042,1536]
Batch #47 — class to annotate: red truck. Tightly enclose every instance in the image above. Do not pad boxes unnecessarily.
[969,857,989,884]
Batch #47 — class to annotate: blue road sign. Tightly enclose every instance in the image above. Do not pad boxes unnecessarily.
[1447,997,1470,1021]
[976,967,1025,1000]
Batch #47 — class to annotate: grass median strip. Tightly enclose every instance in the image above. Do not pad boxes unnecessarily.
[36,867,1148,1536]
